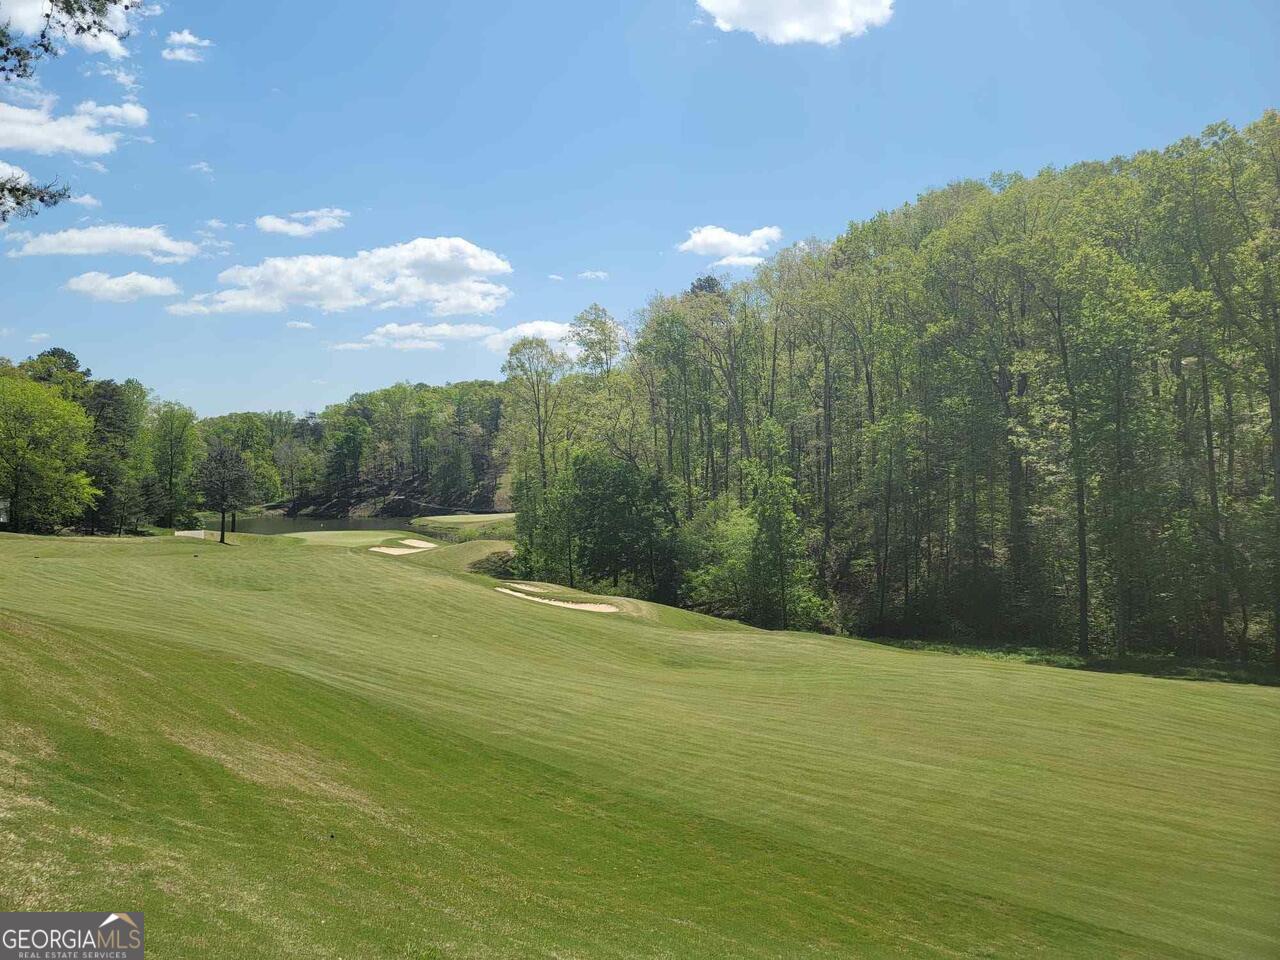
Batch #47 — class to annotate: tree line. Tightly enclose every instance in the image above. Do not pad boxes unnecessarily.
[3,113,1277,664]
[504,113,1280,664]
[0,349,503,539]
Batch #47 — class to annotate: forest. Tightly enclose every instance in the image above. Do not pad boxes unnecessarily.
[3,112,1277,663]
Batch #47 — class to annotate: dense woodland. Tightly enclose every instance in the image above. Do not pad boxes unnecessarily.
[3,113,1278,662]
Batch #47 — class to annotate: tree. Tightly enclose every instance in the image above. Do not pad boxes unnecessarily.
[1,1,134,221]
[198,439,253,544]
[0,376,96,531]
[503,337,569,488]
[570,304,623,381]
[82,378,148,534]
[148,401,198,527]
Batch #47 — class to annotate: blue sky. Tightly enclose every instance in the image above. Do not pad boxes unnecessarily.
[1,0,1276,415]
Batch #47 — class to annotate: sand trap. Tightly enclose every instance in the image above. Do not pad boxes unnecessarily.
[494,587,618,613]
[369,546,428,556]
[174,530,206,539]
[508,582,549,593]
[399,539,438,550]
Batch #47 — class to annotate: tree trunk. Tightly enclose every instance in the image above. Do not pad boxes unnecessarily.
[1268,361,1280,667]
[219,509,227,544]
[1198,353,1229,656]
[1070,410,1090,658]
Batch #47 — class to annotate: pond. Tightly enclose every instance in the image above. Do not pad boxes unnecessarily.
[202,516,426,536]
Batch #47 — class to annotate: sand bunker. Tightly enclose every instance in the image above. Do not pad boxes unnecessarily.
[174,530,206,539]
[494,586,618,613]
[508,582,549,593]
[369,539,439,556]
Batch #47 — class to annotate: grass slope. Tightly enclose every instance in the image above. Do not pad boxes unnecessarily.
[1,532,1276,958]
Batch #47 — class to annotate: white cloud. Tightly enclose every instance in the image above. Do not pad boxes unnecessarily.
[28,332,50,343]
[0,161,32,220]
[166,29,212,47]
[0,99,148,156]
[161,47,203,62]
[75,100,148,127]
[162,29,212,62]
[97,66,140,92]
[678,224,781,267]
[168,236,513,317]
[333,320,502,353]
[7,224,199,263]
[285,320,314,329]
[547,273,564,281]
[64,270,180,301]
[69,193,101,207]
[76,159,109,174]
[481,320,573,353]
[256,207,350,238]
[695,0,893,44]
[189,160,214,176]
[578,270,608,280]
[2,0,134,58]
[0,161,31,183]
[204,218,226,229]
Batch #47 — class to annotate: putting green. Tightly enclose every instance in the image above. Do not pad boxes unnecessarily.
[281,528,412,547]
[1,532,1276,958]
[421,512,516,526]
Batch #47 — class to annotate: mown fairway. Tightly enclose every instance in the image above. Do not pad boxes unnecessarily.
[1,532,1276,958]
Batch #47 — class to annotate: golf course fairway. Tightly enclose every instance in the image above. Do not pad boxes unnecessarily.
[1,532,1276,958]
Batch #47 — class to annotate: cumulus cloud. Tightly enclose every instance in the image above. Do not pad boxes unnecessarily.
[678,224,781,267]
[481,320,573,353]
[162,29,212,62]
[168,236,513,317]
[333,319,578,354]
[0,160,31,183]
[75,100,148,127]
[7,224,199,263]
[64,270,180,301]
[695,0,893,45]
[285,320,314,329]
[162,47,203,62]
[2,0,137,58]
[97,65,140,92]
[578,270,608,280]
[69,193,101,207]
[204,218,227,229]
[547,273,564,281]
[28,332,50,343]
[0,98,148,156]
[256,208,350,238]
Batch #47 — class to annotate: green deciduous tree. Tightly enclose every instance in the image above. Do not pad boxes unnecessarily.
[0,375,95,531]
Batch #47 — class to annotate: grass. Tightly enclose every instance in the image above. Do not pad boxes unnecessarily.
[1,532,1276,958]
[412,512,517,543]
[279,529,420,548]
[869,637,1280,686]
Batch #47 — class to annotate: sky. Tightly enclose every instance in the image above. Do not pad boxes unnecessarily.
[1,0,1276,416]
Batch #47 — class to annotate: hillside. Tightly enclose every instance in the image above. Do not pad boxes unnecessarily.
[1,531,1277,958]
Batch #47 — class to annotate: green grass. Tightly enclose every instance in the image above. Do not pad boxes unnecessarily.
[1,532,1277,958]
[412,512,517,542]
[279,529,420,548]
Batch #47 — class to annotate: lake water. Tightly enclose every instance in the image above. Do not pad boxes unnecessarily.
[203,516,426,536]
